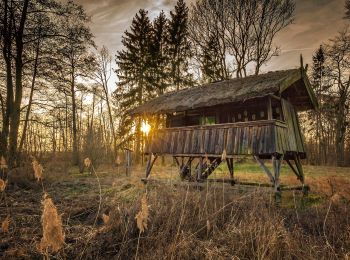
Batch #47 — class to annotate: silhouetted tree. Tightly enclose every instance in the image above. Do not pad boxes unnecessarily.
[325,29,350,166]
[150,11,169,95]
[54,0,96,165]
[167,0,193,90]
[115,9,153,162]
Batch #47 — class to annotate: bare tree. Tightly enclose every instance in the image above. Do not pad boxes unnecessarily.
[55,1,96,165]
[94,46,117,157]
[189,0,295,79]
[325,28,350,166]
[189,0,231,81]
[251,0,295,75]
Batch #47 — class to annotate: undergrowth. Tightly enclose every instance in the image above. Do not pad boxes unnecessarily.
[1,162,350,259]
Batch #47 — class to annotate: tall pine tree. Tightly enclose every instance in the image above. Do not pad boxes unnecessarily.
[200,33,225,82]
[308,46,333,165]
[167,0,193,91]
[150,10,169,95]
[115,9,152,162]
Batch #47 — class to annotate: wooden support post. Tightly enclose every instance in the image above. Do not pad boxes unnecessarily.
[125,149,132,176]
[293,154,305,183]
[179,157,193,180]
[267,96,273,120]
[226,158,235,185]
[201,157,222,179]
[293,153,308,195]
[197,157,203,181]
[286,159,300,180]
[286,159,302,181]
[145,153,158,178]
[272,154,283,203]
[254,155,275,184]
[173,156,180,167]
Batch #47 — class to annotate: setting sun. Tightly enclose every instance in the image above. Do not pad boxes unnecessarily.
[141,121,151,135]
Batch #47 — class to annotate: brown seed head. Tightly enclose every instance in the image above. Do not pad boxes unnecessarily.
[38,193,65,253]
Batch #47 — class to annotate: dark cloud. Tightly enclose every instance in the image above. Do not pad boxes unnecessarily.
[76,0,347,74]
[266,0,346,71]
[76,0,179,52]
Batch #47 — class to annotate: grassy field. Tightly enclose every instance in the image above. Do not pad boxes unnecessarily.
[1,160,350,259]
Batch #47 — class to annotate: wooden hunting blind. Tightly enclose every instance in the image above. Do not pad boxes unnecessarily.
[130,66,317,198]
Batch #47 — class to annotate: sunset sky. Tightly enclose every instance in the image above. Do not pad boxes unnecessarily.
[76,0,348,85]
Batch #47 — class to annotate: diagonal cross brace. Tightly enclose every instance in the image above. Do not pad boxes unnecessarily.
[254,155,275,184]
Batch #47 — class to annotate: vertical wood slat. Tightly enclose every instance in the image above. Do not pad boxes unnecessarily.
[204,129,210,154]
[215,129,225,154]
[160,131,168,154]
[226,128,233,154]
[176,131,184,154]
[183,130,192,154]
[145,119,298,156]
[170,131,178,153]
[209,128,217,154]
[198,129,205,154]
[191,130,198,154]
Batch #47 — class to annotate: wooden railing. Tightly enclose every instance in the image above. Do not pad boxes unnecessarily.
[145,120,298,157]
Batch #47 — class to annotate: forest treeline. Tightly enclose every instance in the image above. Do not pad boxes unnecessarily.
[0,0,349,168]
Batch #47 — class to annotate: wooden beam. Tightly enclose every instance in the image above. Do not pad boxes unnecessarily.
[226,158,234,184]
[145,154,158,178]
[201,157,222,179]
[197,157,203,181]
[272,154,283,203]
[254,155,275,184]
[293,154,305,183]
[267,96,273,120]
[141,178,310,193]
[179,157,193,180]
[269,94,281,101]
[173,156,180,167]
[285,159,302,181]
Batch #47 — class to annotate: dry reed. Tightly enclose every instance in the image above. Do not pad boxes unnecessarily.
[102,213,110,225]
[0,156,7,170]
[38,193,65,253]
[1,215,10,233]
[84,158,92,168]
[135,193,149,233]
[0,179,6,192]
[32,159,43,181]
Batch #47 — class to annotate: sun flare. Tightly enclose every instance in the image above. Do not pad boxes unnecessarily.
[141,121,151,135]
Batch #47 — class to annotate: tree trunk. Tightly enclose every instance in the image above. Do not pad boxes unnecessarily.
[335,101,346,167]
[71,73,79,165]
[8,0,29,168]
[19,37,40,153]
[0,0,12,160]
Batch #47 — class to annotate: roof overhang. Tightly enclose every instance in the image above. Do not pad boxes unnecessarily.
[129,68,318,116]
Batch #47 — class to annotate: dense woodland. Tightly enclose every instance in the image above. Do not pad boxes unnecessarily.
[1,0,350,168]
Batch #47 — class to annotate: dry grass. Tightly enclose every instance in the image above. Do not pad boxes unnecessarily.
[80,185,350,259]
[0,160,350,259]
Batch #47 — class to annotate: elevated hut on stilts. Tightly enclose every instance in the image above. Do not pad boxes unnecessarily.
[129,64,317,200]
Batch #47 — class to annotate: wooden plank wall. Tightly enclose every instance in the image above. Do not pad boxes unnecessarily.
[146,120,293,156]
[281,99,305,153]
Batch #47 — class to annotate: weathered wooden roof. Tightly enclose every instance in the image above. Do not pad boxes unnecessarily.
[130,68,317,115]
